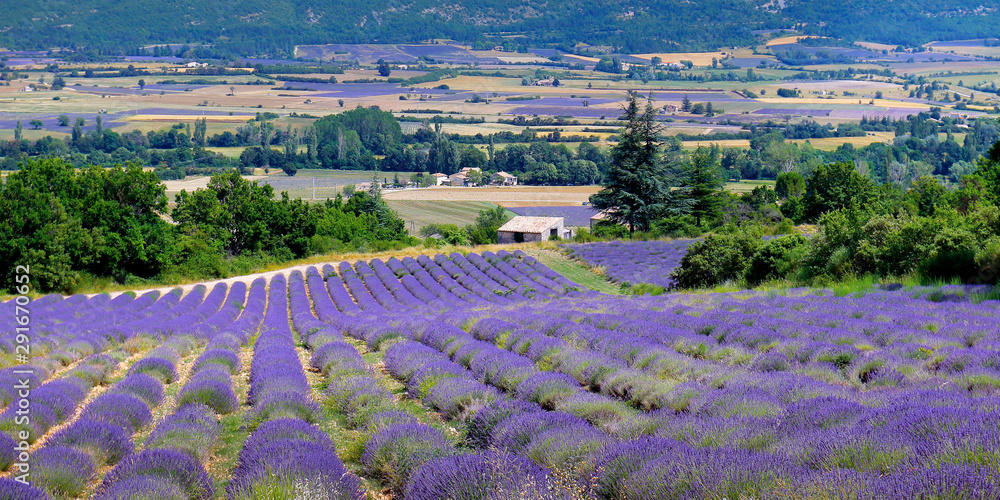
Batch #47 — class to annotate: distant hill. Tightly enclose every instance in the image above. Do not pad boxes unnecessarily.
[3,0,1000,57]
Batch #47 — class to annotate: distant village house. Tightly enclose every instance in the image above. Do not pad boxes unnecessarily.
[493,171,518,186]
[498,216,573,243]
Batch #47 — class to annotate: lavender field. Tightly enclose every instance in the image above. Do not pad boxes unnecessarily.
[565,240,697,288]
[1,249,999,499]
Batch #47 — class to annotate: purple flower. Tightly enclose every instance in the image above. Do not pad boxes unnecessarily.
[191,349,241,375]
[108,373,165,407]
[46,418,134,466]
[491,411,588,454]
[94,475,187,500]
[425,377,499,419]
[228,440,364,500]
[177,376,238,415]
[405,451,553,500]
[591,438,693,498]
[516,372,581,409]
[95,449,212,500]
[247,392,320,429]
[146,404,220,462]
[310,342,366,376]
[127,357,178,384]
[79,393,153,433]
[0,432,16,470]
[0,478,50,500]
[229,419,362,500]
[467,399,541,449]
[362,423,453,493]
[30,445,95,497]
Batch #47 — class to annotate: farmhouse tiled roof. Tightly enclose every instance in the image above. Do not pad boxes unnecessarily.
[496,171,517,178]
[498,216,563,234]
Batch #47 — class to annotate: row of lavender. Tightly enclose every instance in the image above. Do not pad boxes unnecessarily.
[299,252,1000,499]
[378,288,1000,498]
[6,248,997,499]
[0,281,261,499]
[564,239,697,289]
[321,250,581,320]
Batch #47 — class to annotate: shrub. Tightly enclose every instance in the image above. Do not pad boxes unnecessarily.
[362,423,453,493]
[95,449,213,500]
[108,373,164,407]
[145,405,220,462]
[30,445,95,497]
[47,419,134,466]
[176,377,238,414]
[127,357,178,383]
[79,393,153,433]
[670,227,764,289]
[744,234,808,286]
[404,451,553,500]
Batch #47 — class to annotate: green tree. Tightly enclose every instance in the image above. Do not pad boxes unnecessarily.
[14,120,22,141]
[193,117,207,146]
[0,159,171,292]
[775,172,806,199]
[590,92,672,235]
[681,95,692,112]
[803,161,876,221]
[680,146,726,227]
[173,171,276,256]
[466,205,512,244]
[908,176,947,216]
[29,119,43,130]
[377,58,391,77]
[460,146,487,171]
[57,115,70,127]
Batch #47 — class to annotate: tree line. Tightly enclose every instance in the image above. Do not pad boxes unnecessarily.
[0,160,414,293]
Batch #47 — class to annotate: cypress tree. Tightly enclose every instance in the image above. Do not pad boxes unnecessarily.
[590,92,672,235]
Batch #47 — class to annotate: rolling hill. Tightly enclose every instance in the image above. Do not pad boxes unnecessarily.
[2,0,1000,57]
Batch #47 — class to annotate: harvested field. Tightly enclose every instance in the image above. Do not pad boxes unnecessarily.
[382,185,600,205]
[681,139,752,149]
[764,35,824,46]
[790,133,894,150]
[386,200,502,232]
[632,51,730,66]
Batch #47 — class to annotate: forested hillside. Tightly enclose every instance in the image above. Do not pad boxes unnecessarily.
[4,0,1000,57]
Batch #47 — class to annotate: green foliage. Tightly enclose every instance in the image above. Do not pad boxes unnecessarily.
[680,146,727,227]
[1,161,413,293]
[745,234,808,286]
[592,220,630,239]
[3,0,998,58]
[0,159,171,292]
[650,216,702,238]
[466,205,512,245]
[435,224,470,245]
[314,107,402,168]
[621,282,666,296]
[803,161,877,221]
[670,225,765,289]
[907,176,948,217]
[590,92,675,234]
[775,172,805,199]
